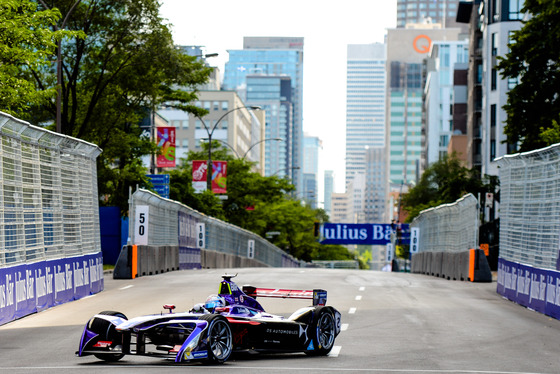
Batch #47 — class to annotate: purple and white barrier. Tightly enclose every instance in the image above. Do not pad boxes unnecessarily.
[497,257,560,320]
[0,252,104,326]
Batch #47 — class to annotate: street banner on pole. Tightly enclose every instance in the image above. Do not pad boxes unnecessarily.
[156,127,176,167]
[211,160,227,194]
[192,160,207,193]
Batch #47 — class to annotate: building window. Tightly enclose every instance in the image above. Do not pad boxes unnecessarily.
[508,0,524,20]
[491,140,496,159]
[491,68,497,90]
[213,101,219,111]
[221,101,229,110]
[490,104,497,128]
[203,101,210,110]
[221,120,228,130]
[491,33,498,56]
[195,120,202,129]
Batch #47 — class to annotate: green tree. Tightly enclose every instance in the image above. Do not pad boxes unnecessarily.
[401,153,498,222]
[497,0,560,151]
[15,0,211,214]
[0,0,81,113]
[168,142,345,262]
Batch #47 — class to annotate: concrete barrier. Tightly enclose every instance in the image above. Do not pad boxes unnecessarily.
[411,249,492,282]
[114,245,268,279]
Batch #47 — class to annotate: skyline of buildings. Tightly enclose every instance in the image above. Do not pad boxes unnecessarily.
[149,0,526,228]
[222,37,304,193]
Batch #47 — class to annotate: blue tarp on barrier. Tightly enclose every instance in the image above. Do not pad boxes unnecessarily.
[0,252,104,326]
[497,257,560,319]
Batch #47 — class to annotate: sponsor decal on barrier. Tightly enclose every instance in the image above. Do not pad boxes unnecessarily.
[497,258,560,319]
[0,252,104,326]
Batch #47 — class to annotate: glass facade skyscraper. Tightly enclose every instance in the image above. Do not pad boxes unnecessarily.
[345,43,387,186]
[223,37,304,191]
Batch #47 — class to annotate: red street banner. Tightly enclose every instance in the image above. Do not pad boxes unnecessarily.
[192,160,208,193]
[211,160,227,194]
[156,127,176,168]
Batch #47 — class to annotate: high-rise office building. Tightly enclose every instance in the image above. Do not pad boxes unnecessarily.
[385,27,462,221]
[396,0,464,29]
[303,134,321,209]
[422,40,470,171]
[345,43,387,185]
[324,170,334,217]
[223,37,304,192]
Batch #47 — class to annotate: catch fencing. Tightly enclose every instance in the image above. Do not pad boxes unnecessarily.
[0,111,104,326]
[496,145,560,271]
[128,188,302,269]
[410,193,478,253]
[495,144,560,319]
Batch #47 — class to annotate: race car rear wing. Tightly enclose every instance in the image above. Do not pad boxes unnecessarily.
[242,286,327,306]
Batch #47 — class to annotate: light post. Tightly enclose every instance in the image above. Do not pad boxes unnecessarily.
[197,106,260,192]
[242,138,283,160]
[39,0,82,133]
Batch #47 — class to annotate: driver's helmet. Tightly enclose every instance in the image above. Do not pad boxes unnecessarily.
[204,294,225,311]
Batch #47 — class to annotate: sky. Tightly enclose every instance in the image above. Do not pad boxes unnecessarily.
[159,0,398,196]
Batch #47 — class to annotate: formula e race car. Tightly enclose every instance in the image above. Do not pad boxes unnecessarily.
[76,274,342,364]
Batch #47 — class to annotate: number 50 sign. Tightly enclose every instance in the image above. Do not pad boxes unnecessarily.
[135,205,149,245]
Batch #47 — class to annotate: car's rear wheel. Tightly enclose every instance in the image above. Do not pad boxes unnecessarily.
[199,314,233,364]
[306,307,336,356]
[90,310,127,362]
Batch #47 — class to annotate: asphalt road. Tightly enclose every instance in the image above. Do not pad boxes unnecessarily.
[1,268,559,374]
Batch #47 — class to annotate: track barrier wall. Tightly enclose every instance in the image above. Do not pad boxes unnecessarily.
[495,144,560,319]
[0,112,104,326]
[410,194,492,282]
[114,189,302,279]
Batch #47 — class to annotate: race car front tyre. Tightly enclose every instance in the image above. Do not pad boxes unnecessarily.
[306,307,336,356]
[90,310,127,362]
[199,314,233,364]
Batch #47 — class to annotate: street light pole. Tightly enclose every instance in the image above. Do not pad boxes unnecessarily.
[197,106,260,192]
[242,138,283,160]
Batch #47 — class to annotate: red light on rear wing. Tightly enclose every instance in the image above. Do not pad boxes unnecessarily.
[242,287,327,306]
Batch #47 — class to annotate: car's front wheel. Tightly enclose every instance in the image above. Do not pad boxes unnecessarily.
[90,310,127,362]
[199,314,233,364]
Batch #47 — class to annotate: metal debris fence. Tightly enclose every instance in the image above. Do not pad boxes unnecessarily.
[129,189,302,267]
[0,111,102,267]
[496,145,560,271]
[410,193,478,253]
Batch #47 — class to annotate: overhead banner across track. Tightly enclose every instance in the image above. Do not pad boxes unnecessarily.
[319,223,410,246]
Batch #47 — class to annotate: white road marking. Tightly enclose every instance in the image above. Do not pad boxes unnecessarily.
[328,345,342,357]
[349,307,356,314]
[359,286,365,291]
[119,285,134,290]
[341,323,349,331]
[355,295,362,301]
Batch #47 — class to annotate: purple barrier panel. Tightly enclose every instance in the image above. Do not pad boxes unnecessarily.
[73,258,91,300]
[33,261,54,312]
[84,252,104,295]
[527,265,547,314]
[1,265,17,326]
[180,247,202,270]
[50,259,74,306]
[13,264,38,320]
[514,263,532,308]
[545,270,560,319]
[497,258,519,301]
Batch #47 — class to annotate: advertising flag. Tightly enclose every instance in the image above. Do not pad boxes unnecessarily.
[156,127,176,168]
[192,160,207,193]
[211,160,227,194]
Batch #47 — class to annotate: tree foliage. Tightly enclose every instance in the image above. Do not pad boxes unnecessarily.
[168,143,351,262]
[497,0,560,151]
[401,153,498,222]
[6,0,211,214]
[0,0,81,113]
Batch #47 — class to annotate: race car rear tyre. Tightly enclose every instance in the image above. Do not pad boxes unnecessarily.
[90,311,127,362]
[306,307,336,356]
[199,314,233,364]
